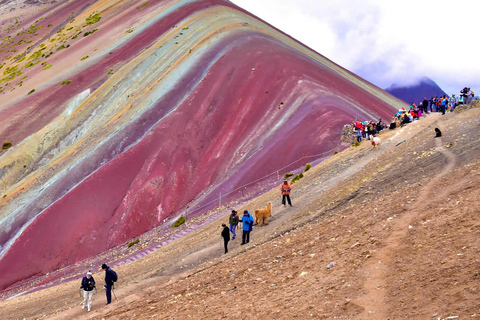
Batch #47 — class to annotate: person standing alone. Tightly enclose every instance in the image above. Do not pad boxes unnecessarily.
[281,179,292,206]
[229,210,239,239]
[221,223,230,253]
[101,263,117,305]
[80,271,95,311]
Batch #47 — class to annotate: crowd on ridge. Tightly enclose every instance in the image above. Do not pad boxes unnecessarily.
[351,86,476,142]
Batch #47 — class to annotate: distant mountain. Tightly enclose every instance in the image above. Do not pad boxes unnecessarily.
[385,77,448,105]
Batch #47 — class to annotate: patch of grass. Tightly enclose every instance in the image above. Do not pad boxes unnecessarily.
[80,55,89,61]
[25,60,40,68]
[83,29,98,37]
[284,173,293,179]
[127,238,140,248]
[27,88,35,95]
[2,142,12,150]
[136,2,149,9]
[304,163,311,172]
[125,29,133,34]
[107,70,113,75]
[43,64,52,70]
[61,80,72,85]
[85,12,101,26]
[291,173,304,184]
[171,215,186,228]
[56,44,70,51]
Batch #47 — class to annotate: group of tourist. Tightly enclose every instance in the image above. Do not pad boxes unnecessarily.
[352,119,386,142]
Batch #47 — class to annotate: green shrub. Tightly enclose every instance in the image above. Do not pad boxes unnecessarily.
[137,2,149,9]
[27,89,35,95]
[291,173,304,184]
[83,29,98,37]
[334,151,338,155]
[284,173,293,179]
[61,80,72,85]
[85,12,101,26]
[127,238,139,248]
[304,163,311,172]
[171,215,186,228]
[43,64,52,70]
[2,142,12,150]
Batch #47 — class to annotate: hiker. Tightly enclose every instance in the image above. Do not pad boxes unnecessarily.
[441,95,447,115]
[229,210,239,239]
[101,263,117,305]
[241,210,254,245]
[449,94,456,111]
[221,223,230,253]
[281,179,292,206]
[80,271,95,312]
[422,97,429,113]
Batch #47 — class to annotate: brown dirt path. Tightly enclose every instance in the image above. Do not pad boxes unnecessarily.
[355,128,458,318]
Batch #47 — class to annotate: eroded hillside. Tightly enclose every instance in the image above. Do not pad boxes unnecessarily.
[2,103,479,319]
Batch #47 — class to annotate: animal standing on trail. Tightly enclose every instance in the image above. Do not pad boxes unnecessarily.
[371,136,381,149]
[435,128,442,138]
[254,202,272,226]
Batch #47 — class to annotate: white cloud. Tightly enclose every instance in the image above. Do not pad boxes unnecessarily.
[231,0,480,94]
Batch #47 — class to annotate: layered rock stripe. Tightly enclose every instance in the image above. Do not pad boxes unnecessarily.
[0,0,405,291]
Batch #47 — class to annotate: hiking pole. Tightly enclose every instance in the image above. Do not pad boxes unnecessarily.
[112,285,117,300]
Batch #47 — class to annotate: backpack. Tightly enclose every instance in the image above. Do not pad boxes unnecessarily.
[111,270,118,282]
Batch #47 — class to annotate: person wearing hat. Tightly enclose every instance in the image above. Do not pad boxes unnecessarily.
[229,210,239,239]
[80,271,95,311]
[241,210,254,245]
[101,263,117,304]
[281,179,292,207]
[221,223,230,253]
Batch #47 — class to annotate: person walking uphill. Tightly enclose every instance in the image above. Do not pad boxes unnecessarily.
[80,271,95,312]
[229,210,239,239]
[101,263,118,305]
[221,224,230,253]
[241,210,254,245]
[281,179,292,206]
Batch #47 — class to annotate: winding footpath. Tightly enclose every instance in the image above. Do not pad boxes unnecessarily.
[356,130,457,318]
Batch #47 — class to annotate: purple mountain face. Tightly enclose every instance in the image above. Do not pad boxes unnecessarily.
[385,77,448,105]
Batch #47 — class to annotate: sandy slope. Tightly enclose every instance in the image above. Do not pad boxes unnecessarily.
[2,103,480,319]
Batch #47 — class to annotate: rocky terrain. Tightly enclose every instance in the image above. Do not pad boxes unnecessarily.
[1,102,479,319]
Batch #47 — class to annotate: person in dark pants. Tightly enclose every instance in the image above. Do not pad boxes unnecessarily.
[101,263,117,304]
[422,97,429,113]
[281,179,292,206]
[229,210,239,240]
[241,210,254,245]
[221,224,230,253]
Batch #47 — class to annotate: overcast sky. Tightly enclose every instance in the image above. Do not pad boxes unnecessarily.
[231,0,479,94]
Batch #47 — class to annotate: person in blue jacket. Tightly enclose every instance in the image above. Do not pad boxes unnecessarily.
[241,210,254,245]
[101,263,117,304]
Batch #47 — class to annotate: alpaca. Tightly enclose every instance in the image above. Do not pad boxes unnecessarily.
[372,137,381,149]
[254,202,272,226]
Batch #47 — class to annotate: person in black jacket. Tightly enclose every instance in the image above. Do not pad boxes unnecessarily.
[221,224,230,254]
[101,263,117,304]
[80,271,95,311]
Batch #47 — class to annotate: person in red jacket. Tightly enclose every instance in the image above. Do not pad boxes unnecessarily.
[281,179,292,206]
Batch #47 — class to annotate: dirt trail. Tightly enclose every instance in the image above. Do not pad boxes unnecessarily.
[355,129,458,318]
[1,112,454,320]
